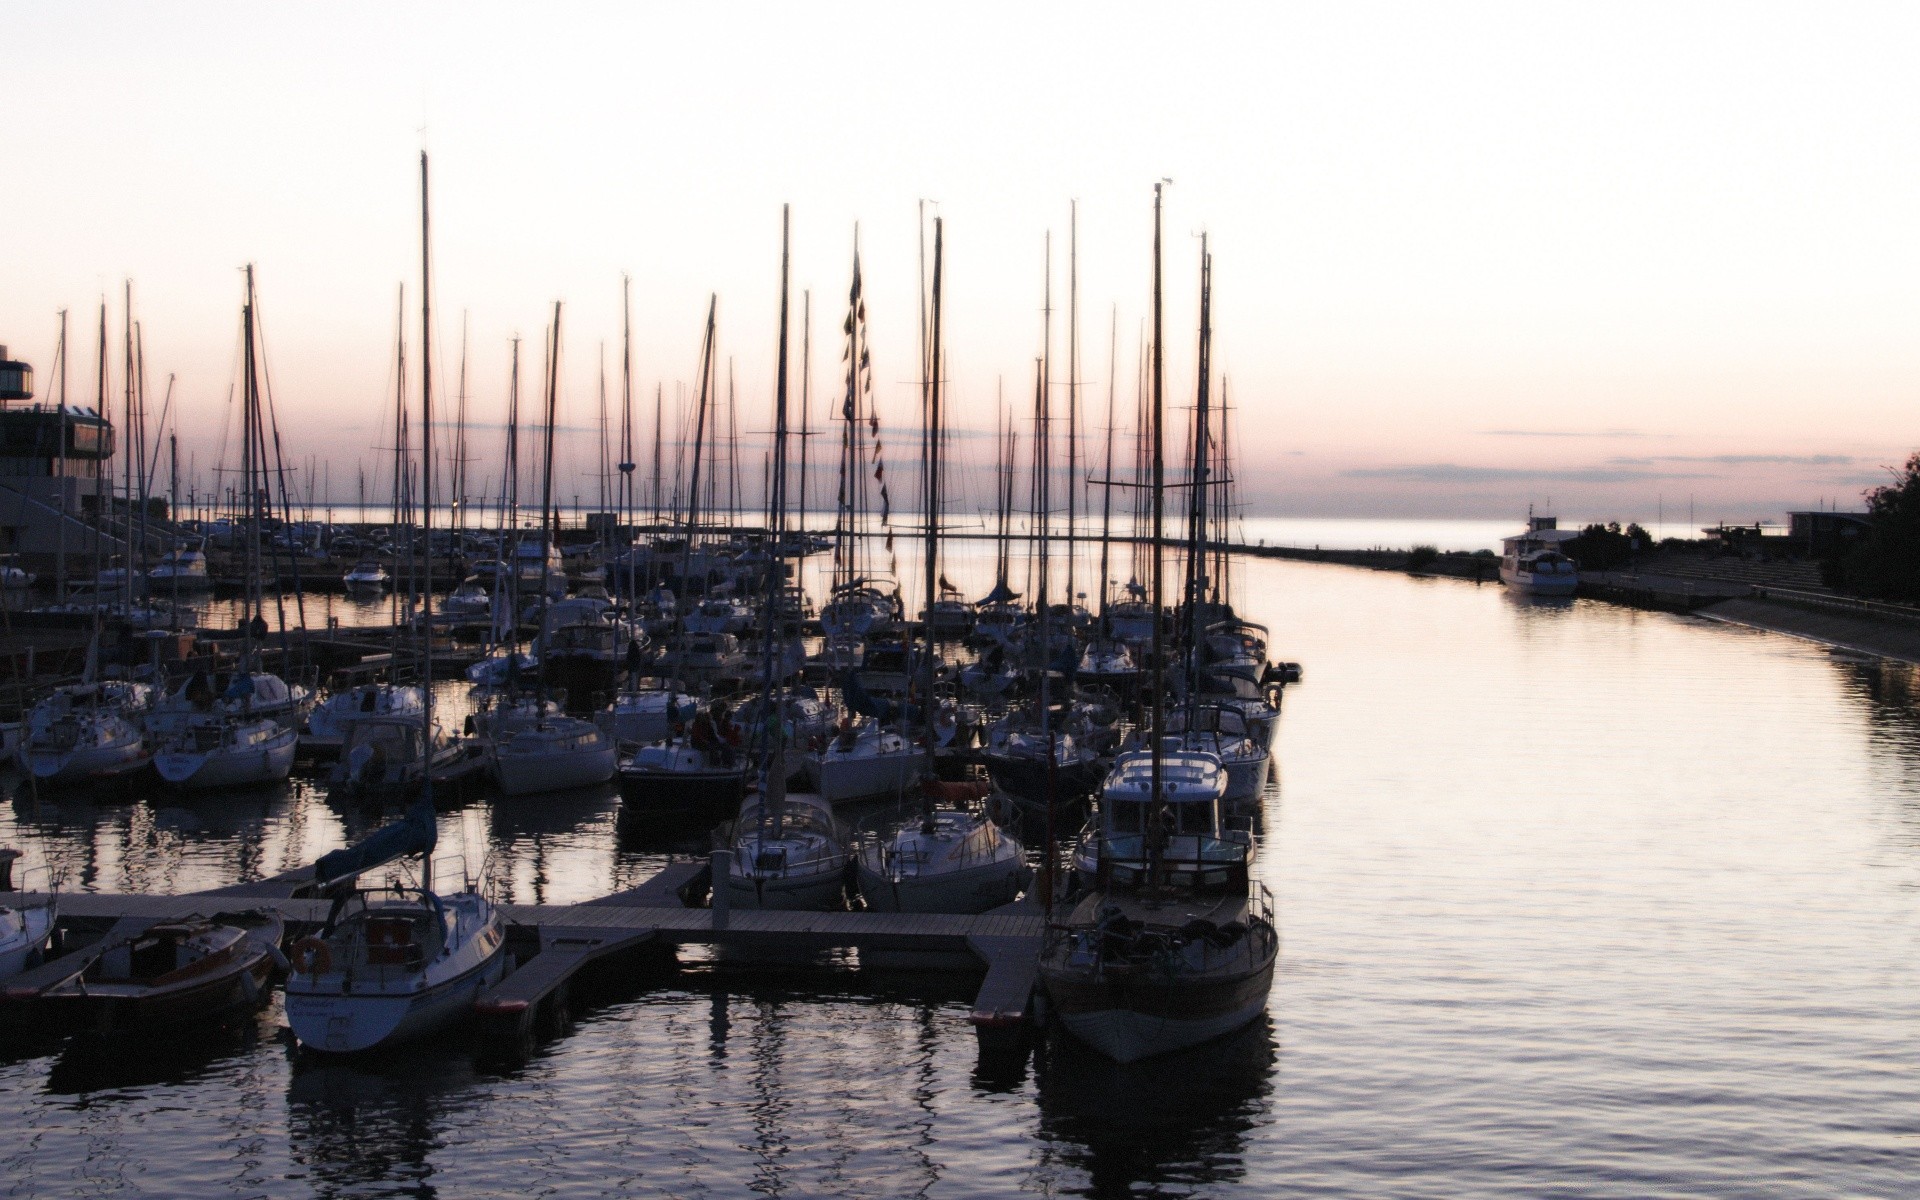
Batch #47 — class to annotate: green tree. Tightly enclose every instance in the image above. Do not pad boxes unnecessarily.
[1841,453,1920,601]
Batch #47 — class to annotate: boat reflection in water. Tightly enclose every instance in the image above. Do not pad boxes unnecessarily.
[1034,1014,1276,1196]
[286,1044,484,1199]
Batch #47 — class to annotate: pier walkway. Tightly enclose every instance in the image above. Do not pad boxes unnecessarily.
[1,860,1047,1048]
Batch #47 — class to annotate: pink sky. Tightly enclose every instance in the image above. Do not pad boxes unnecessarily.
[5,3,1916,524]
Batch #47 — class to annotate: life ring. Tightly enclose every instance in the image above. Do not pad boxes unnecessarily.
[291,936,333,976]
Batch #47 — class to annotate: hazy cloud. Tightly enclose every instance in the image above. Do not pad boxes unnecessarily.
[1605,453,1854,467]
[1343,463,1716,484]
[1479,428,1651,439]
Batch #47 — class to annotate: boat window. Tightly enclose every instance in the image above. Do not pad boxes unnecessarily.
[1109,800,1146,834]
[1176,801,1216,834]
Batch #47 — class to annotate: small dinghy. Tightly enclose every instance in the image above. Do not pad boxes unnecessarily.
[10,910,284,1034]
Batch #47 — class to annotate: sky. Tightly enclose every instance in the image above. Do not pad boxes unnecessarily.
[4,2,1918,526]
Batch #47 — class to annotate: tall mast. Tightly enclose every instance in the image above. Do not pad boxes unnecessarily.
[1185,235,1212,678]
[798,290,811,530]
[619,275,635,597]
[678,298,718,585]
[921,216,944,783]
[1097,304,1118,618]
[1148,183,1167,868]
[1066,201,1079,613]
[538,302,562,666]
[419,150,438,834]
[53,310,68,600]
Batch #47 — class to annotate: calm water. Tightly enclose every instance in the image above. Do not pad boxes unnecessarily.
[2,549,1917,1198]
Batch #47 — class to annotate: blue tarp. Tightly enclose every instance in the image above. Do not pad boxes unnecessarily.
[314,798,438,886]
[837,670,920,727]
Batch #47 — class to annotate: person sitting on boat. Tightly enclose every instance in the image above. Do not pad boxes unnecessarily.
[691,699,740,766]
[185,669,216,710]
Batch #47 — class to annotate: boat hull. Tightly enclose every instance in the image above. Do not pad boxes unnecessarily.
[1042,957,1275,1063]
[26,740,150,786]
[805,751,921,804]
[617,765,748,816]
[155,731,297,790]
[723,869,847,911]
[285,947,506,1054]
[45,949,277,1034]
[857,857,1030,914]
[983,753,1106,802]
[495,742,618,796]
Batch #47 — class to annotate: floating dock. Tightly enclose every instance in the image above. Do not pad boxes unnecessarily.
[0,859,1047,1054]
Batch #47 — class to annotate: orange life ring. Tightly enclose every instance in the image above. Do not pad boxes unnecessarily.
[291,935,333,976]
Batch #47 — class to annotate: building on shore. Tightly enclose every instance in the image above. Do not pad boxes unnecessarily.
[0,342,121,563]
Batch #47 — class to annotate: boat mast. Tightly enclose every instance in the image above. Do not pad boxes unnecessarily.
[760,206,794,835]
[1184,236,1212,701]
[619,275,635,600]
[537,302,562,695]
[53,310,67,601]
[920,216,944,788]
[1066,201,1079,614]
[677,298,718,589]
[1096,305,1117,619]
[1148,183,1167,880]
[419,150,438,841]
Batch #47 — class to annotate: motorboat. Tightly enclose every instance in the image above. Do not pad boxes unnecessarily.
[12,910,284,1033]
[465,649,538,687]
[1067,742,1251,887]
[147,543,212,590]
[619,738,750,817]
[819,579,899,640]
[442,576,496,621]
[601,685,699,746]
[1105,583,1159,645]
[856,803,1029,914]
[146,669,312,739]
[1044,740,1276,1062]
[1078,637,1141,689]
[1500,514,1581,596]
[654,630,747,678]
[153,712,297,789]
[330,714,473,799]
[306,683,426,754]
[1163,704,1270,802]
[921,587,976,639]
[494,717,617,795]
[681,593,753,635]
[804,717,921,804]
[342,559,390,589]
[982,714,1107,802]
[713,787,852,910]
[538,596,643,702]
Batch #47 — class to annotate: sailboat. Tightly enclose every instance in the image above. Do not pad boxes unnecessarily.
[22,678,153,786]
[0,850,55,981]
[713,206,853,910]
[854,212,1029,914]
[284,800,506,1053]
[1040,190,1277,1063]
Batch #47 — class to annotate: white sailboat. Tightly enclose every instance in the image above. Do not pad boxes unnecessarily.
[857,805,1028,913]
[306,682,426,753]
[716,787,852,910]
[153,711,297,789]
[493,716,616,795]
[284,811,506,1054]
[804,717,919,804]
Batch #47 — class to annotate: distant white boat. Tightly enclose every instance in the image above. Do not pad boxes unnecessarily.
[1500,515,1580,596]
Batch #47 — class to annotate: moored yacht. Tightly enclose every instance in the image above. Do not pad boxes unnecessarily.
[285,853,506,1053]
[1046,741,1276,1062]
[805,716,920,804]
[1500,514,1581,596]
[493,717,616,795]
[856,802,1029,913]
[714,785,853,910]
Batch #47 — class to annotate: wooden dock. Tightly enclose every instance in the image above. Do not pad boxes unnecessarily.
[0,860,1046,1051]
